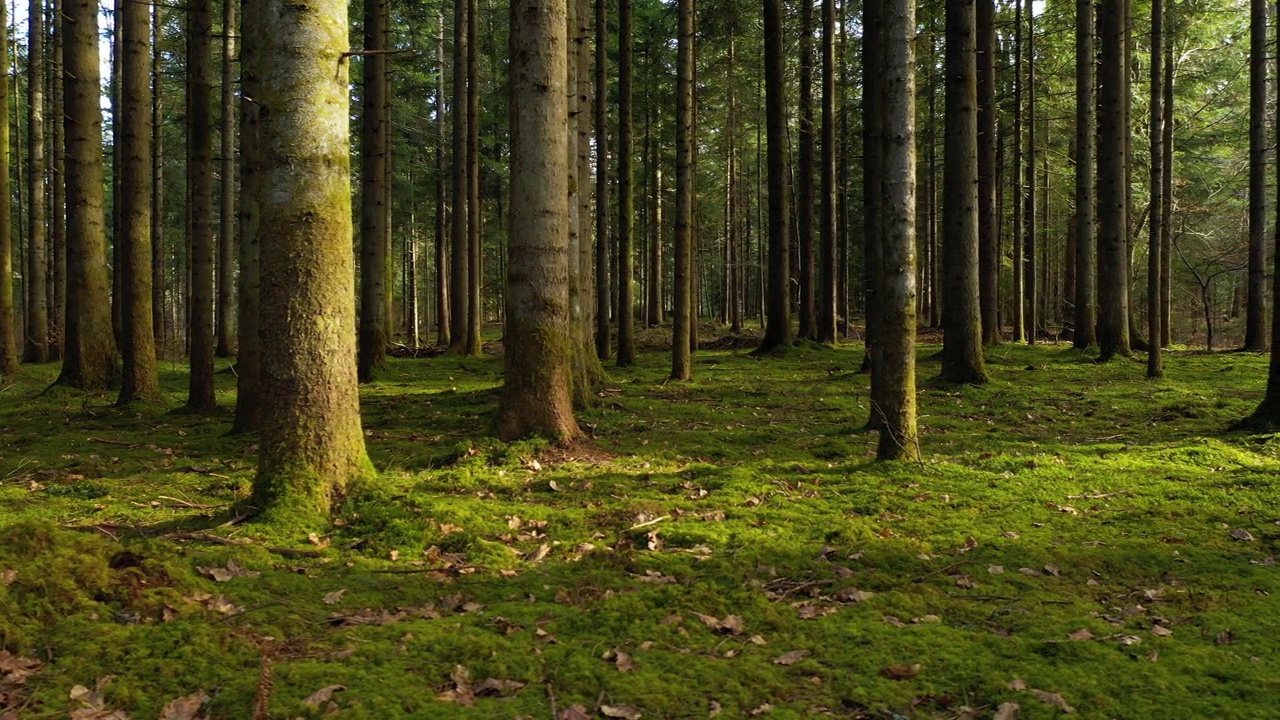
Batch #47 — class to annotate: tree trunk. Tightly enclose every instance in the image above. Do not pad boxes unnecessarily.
[1097,0,1131,360]
[1023,6,1036,343]
[186,0,216,410]
[1160,42,1173,348]
[616,0,636,365]
[358,0,390,380]
[976,0,998,346]
[54,0,118,390]
[594,0,609,360]
[464,0,482,356]
[0,0,14,376]
[817,0,837,343]
[942,0,988,385]
[150,3,164,356]
[249,0,375,523]
[1011,0,1024,343]
[232,0,261,434]
[117,0,159,403]
[24,0,48,363]
[1246,0,1270,351]
[1074,0,1096,349]
[877,0,920,461]
[216,0,237,358]
[757,0,791,353]
[110,0,123,347]
[797,0,816,340]
[448,0,469,353]
[497,0,581,442]
[671,0,693,378]
[434,9,449,348]
[861,0,883,380]
[1147,0,1163,378]
[51,0,66,359]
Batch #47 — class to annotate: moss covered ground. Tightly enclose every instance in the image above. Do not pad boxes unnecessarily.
[0,334,1278,719]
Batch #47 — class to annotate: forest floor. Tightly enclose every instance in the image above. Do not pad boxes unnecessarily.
[1,332,1278,719]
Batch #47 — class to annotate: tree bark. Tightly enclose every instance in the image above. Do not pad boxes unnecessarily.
[150,3,164,356]
[117,0,159,403]
[1074,0,1096,349]
[497,0,581,443]
[25,0,48,363]
[976,0,999,346]
[358,0,391,380]
[877,0,920,461]
[817,0,837,343]
[51,0,66,359]
[216,0,237,358]
[0,0,14,376]
[1147,0,1163,378]
[861,0,882,379]
[54,0,118,390]
[1097,0,1131,360]
[594,0,609,360]
[757,0,791,353]
[448,0,469,353]
[1011,0,1024,343]
[797,0,816,340]
[942,0,988,385]
[1246,0,1270,351]
[232,0,261,434]
[249,0,375,523]
[464,0,482,356]
[1160,42,1173,348]
[671,0,693,378]
[435,9,450,347]
[187,0,216,410]
[616,0,636,365]
[1023,5,1036,343]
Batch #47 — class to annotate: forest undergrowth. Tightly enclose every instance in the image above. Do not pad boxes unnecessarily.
[0,333,1277,719]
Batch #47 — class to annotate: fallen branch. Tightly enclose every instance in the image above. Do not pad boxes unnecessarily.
[87,436,140,448]
[165,531,325,558]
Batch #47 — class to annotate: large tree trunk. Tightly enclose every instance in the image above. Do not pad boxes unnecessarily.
[877,0,920,461]
[817,0,836,344]
[616,0,636,365]
[1246,0,1270,351]
[187,0,216,410]
[941,0,988,385]
[1074,0,1097,349]
[24,0,48,363]
[447,0,469,353]
[594,0,609,360]
[232,0,261,434]
[496,0,581,442]
[797,0,816,340]
[54,0,117,390]
[671,0,693,378]
[249,0,374,523]
[976,0,998,346]
[1147,0,1163,378]
[757,0,791,353]
[358,0,391,380]
[0,0,14,375]
[216,0,237,358]
[117,0,159,403]
[1097,0,1131,360]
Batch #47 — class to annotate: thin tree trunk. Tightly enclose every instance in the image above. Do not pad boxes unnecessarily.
[151,3,164,356]
[1097,0,1131,360]
[594,0,609,360]
[817,0,836,343]
[797,0,816,340]
[110,0,122,346]
[358,0,391,380]
[1246,0,1270,351]
[1011,0,1024,343]
[1074,0,1096,349]
[54,0,118,390]
[50,0,65,359]
[25,0,48,363]
[1160,41,1173,348]
[435,9,449,347]
[1147,0,1163,378]
[187,0,216,410]
[1024,6,1036,343]
[448,0,469,353]
[118,0,159,403]
[671,0,693,378]
[616,0,636,364]
[942,0,988,385]
[465,0,482,356]
[861,0,882,379]
[977,0,998,346]
[0,0,14,375]
[232,0,260,434]
[216,0,236,357]
[758,0,791,353]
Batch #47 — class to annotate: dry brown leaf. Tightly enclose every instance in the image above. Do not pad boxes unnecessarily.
[879,663,920,680]
[526,544,552,564]
[600,704,643,719]
[1068,628,1094,641]
[709,700,723,716]
[0,570,16,587]
[159,690,209,720]
[993,702,1020,720]
[322,589,347,605]
[557,706,592,720]
[1029,689,1075,713]
[1043,564,1061,577]
[794,603,837,620]
[303,685,345,708]
[1008,678,1028,691]
[834,588,876,603]
[1230,529,1255,542]
[1151,624,1174,637]
[772,650,811,666]
[988,565,1005,575]
[955,576,978,589]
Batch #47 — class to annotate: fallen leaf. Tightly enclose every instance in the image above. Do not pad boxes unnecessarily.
[303,685,346,708]
[794,603,837,620]
[1043,564,1061,577]
[993,702,1020,720]
[557,707,591,720]
[1018,568,1042,577]
[748,635,767,645]
[526,544,552,564]
[439,523,464,535]
[1068,628,1094,641]
[604,648,636,673]
[988,565,1005,574]
[748,704,773,716]
[709,700,723,717]
[773,650,811,666]
[834,588,876,603]
[1003,531,1021,540]
[600,704,643,719]
[159,690,209,720]
[0,570,16,586]
[880,663,920,680]
[474,678,525,696]
[1029,689,1075,713]
[1151,624,1174,637]
[1230,529,1255,542]
[322,589,347,605]
[1008,678,1028,691]
[955,576,978,589]
[1117,635,1142,646]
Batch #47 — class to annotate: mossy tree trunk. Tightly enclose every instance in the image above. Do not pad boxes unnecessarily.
[0,0,15,376]
[497,0,581,443]
[54,0,118,391]
[117,0,160,404]
[876,0,920,461]
[757,0,791,354]
[25,0,48,364]
[187,0,216,410]
[248,0,374,523]
[615,0,636,366]
[1074,0,1097,350]
[216,0,237,358]
[670,0,693,380]
[1097,0,1131,362]
[232,0,261,435]
[358,0,391,382]
[977,0,999,347]
[941,0,988,386]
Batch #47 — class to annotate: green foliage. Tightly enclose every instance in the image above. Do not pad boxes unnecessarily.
[0,344,1278,717]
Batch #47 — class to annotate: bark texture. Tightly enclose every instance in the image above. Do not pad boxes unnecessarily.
[615,0,635,366]
[758,0,791,353]
[0,0,14,376]
[1074,0,1097,349]
[671,0,693,379]
[1246,0,1270,351]
[976,0,999,346]
[358,0,391,381]
[1147,0,1163,378]
[233,0,261,434]
[216,0,237,357]
[1097,0,1131,361]
[249,0,375,523]
[187,0,216,410]
[25,0,48,363]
